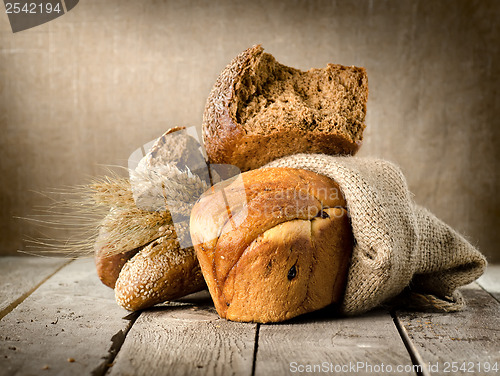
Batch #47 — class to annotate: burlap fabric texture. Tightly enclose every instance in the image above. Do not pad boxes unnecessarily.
[266,154,487,315]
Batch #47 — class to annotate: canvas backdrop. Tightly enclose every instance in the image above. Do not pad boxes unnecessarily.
[0,0,498,262]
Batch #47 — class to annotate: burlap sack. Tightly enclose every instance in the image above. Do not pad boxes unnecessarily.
[266,154,487,315]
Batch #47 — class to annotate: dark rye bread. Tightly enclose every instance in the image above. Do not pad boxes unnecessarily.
[202,45,368,171]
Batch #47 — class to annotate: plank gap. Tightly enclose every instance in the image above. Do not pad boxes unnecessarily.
[476,265,500,303]
[476,283,500,305]
[255,308,415,375]
[91,311,141,376]
[394,284,500,374]
[107,291,257,375]
[251,323,260,376]
[0,258,135,375]
[391,311,430,376]
[0,258,73,321]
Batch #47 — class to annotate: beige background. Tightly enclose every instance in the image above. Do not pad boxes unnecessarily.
[0,0,498,262]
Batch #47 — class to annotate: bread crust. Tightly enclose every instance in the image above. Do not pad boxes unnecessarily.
[94,126,209,310]
[94,218,207,311]
[207,114,361,171]
[190,167,353,322]
[95,246,140,288]
[202,45,367,171]
[114,236,206,311]
[225,207,352,322]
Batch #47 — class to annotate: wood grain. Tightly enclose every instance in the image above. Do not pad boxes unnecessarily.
[396,283,500,376]
[0,258,134,376]
[0,256,69,319]
[108,290,257,376]
[0,258,497,376]
[255,308,415,375]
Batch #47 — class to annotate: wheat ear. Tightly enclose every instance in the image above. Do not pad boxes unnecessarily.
[22,165,208,258]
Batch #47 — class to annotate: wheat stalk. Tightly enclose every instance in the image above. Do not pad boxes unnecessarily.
[23,165,208,258]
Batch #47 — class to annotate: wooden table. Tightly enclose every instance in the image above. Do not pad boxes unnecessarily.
[0,257,498,376]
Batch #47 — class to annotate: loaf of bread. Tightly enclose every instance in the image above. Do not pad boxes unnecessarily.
[114,232,206,311]
[190,167,353,323]
[94,243,139,289]
[94,127,208,311]
[94,213,206,311]
[202,45,368,171]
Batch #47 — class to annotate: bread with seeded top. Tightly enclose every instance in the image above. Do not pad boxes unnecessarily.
[202,45,368,171]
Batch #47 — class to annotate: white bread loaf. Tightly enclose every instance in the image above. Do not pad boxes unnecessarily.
[190,167,353,322]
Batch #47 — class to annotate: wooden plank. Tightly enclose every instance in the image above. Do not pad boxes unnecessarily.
[0,256,69,319]
[108,290,257,376]
[396,283,500,376]
[477,264,500,302]
[255,308,416,376]
[0,258,136,376]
